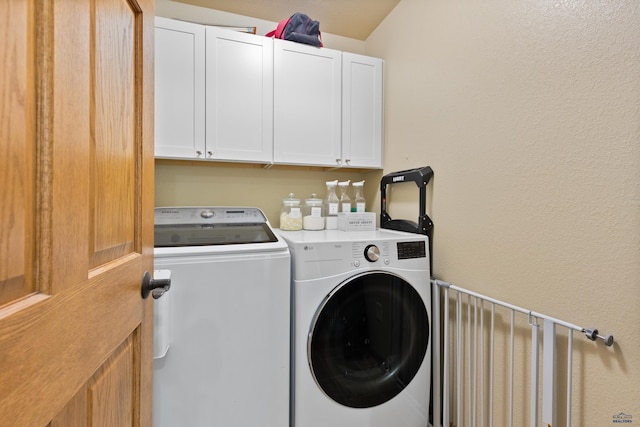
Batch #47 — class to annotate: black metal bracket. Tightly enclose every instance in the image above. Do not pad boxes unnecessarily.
[380,166,434,269]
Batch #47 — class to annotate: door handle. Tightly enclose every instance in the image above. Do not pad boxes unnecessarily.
[141,271,171,299]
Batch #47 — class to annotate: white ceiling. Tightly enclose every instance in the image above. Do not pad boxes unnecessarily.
[172,0,401,40]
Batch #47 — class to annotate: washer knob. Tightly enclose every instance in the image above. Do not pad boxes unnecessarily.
[364,245,380,262]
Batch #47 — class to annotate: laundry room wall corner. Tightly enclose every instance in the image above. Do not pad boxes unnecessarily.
[366,0,640,425]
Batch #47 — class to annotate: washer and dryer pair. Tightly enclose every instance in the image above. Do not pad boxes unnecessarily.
[277,228,432,427]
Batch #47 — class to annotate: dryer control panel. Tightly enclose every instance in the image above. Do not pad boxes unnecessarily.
[364,244,380,262]
[397,240,427,259]
[275,229,430,281]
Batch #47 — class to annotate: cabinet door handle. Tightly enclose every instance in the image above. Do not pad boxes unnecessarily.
[196,150,202,156]
[207,151,213,157]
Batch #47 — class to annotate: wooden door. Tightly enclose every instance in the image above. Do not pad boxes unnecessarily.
[0,0,155,426]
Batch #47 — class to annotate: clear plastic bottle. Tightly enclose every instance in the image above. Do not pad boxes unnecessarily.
[338,180,351,213]
[324,180,339,229]
[303,193,325,230]
[352,180,366,212]
[280,193,302,231]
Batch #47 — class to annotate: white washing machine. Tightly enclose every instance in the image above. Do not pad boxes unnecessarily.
[276,228,431,427]
[153,207,290,427]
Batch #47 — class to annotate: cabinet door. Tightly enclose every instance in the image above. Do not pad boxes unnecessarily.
[273,40,342,167]
[342,53,384,169]
[155,17,205,158]
[206,28,273,163]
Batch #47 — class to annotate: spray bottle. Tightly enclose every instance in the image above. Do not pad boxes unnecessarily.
[324,180,339,229]
[352,180,366,212]
[338,180,351,213]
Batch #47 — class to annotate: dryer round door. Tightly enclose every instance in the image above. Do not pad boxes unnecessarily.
[308,271,430,408]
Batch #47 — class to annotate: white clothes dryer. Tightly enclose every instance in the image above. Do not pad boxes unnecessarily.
[277,229,431,427]
[153,207,290,427]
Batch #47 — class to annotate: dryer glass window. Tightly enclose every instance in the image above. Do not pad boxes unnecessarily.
[308,272,429,408]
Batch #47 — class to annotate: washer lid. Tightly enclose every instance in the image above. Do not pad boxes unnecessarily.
[154,207,279,247]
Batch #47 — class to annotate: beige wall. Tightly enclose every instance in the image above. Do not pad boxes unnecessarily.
[367,0,639,425]
[155,162,381,228]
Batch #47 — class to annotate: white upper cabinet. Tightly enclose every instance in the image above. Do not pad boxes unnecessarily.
[155,18,383,169]
[154,17,205,158]
[205,27,273,162]
[273,39,342,167]
[342,53,384,169]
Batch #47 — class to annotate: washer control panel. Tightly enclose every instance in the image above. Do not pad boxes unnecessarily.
[155,207,266,225]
